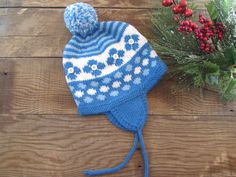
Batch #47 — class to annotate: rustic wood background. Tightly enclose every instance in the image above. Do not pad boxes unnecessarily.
[0,0,236,177]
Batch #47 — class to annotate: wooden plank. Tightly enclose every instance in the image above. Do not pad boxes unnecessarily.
[0,58,235,115]
[0,8,153,57]
[0,0,156,8]
[0,0,209,8]
[0,114,236,177]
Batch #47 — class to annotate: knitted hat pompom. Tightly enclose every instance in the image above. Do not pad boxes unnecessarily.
[64,2,98,37]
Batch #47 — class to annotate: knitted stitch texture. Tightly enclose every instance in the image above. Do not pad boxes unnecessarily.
[63,2,167,177]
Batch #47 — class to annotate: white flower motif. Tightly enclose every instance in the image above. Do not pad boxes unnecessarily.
[103,77,111,84]
[122,84,131,91]
[87,88,97,95]
[97,94,106,101]
[78,83,86,89]
[134,67,141,74]
[142,59,149,66]
[84,96,93,103]
[112,81,121,88]
[151,60,157,67]
[90,81,99,87]
[110,91,119,97]
[114,72,123,79]
[125,64,133,72]
[75,90,84,98]
[124,74,132,82]
[133,77,141,85]
[150,50,157,58]
[100,86,109,93]
[134,56,141,64]
[143,69,150,76]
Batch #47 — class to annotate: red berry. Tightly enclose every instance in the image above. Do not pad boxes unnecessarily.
[199,14,205,24]
[192,23,198,29]
[184,9,193,17]
[206,33,210,37]
[179,0,187,8]
[184,20,190,25]
[199,19,204,24]
[207,21,212,26]
[188,28,192,32]
[172,5,181,14]
[162,0,173,7]
[199,33,203,38]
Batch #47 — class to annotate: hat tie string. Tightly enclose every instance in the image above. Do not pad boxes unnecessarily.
[83,133,139,176]
[83,129,149,177]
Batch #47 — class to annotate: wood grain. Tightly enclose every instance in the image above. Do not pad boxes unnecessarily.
[0,0,156,8]
[0,58,235,115]
[0,1,235,177]
[0,114,236,177]
[0,8,152,57]
[0,0,209,8]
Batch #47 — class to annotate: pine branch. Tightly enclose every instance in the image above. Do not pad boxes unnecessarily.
[152,0,236,100]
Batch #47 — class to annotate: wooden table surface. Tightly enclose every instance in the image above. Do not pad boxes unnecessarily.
[0,0,236,177]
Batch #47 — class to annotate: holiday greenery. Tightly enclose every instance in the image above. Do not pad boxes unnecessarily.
[152,0,236,100]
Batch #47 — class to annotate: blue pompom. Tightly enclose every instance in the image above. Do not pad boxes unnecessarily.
[64,2,98,37]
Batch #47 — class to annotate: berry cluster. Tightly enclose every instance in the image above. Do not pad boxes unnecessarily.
[162,0,225,53]
[195,14,216,52]
[178,20,198,34]
[162,0,193,17]
[195,14,225,52]
[215,22,225,41]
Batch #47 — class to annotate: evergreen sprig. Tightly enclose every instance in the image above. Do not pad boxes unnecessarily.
[152,0,236,100]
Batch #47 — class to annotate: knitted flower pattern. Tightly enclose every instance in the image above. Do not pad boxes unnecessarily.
[83,60,105,76]
[64,62,81,80]
[125,35,139,51]
[67,44,163,105]
[107,48,125,66]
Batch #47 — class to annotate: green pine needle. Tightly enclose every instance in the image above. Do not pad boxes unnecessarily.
[152,0,236,100]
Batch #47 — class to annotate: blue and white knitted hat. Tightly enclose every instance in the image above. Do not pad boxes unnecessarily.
[63,2,167,177]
